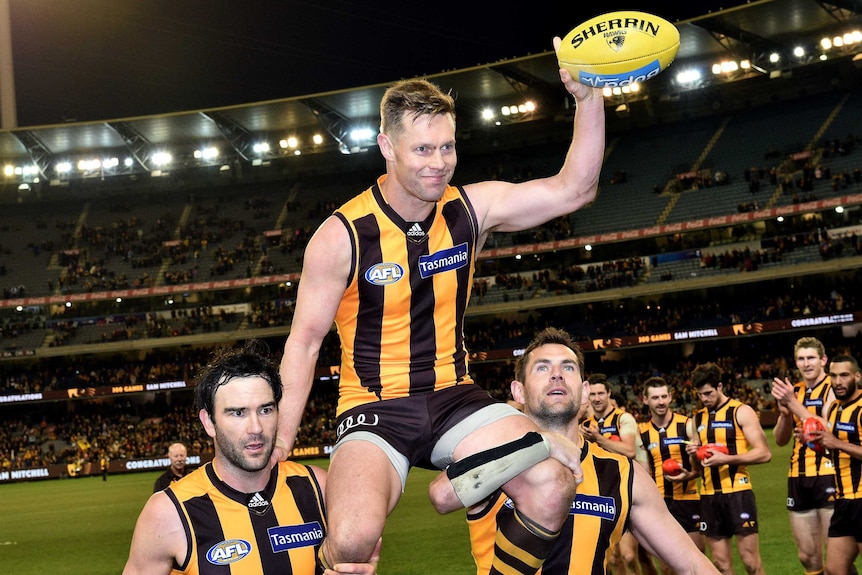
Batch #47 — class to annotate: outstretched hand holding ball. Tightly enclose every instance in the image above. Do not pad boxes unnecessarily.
[801,417,826,453]
[662,458,682,476]
[557,11,680,88]
[696,443,730,462]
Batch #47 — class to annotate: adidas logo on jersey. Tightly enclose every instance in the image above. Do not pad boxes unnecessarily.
[248,492,270,512]
[406,223,425,237]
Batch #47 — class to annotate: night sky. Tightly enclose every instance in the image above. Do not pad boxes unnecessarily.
[7,0,744,127]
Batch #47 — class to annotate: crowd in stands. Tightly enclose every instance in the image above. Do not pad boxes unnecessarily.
[700,246,784,271]
[0,261,856,397]
[0,128,858,305]
[465,273,857,352]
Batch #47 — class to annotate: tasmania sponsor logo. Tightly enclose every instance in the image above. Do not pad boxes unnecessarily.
[365,263,404,285]
[572,494,617,520]
[418,242,469,279]
[269,522,324,552]
[207,539,252,565]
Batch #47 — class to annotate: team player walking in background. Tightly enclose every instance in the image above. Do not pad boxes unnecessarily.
[638,376,705,574]
[581,373,652,574]
[770,336,836,575]
[691,362,772,575]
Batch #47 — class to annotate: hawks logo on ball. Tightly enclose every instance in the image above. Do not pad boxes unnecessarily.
[557,11,680,88]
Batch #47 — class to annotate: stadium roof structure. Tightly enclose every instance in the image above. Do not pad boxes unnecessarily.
[0,0,860,184]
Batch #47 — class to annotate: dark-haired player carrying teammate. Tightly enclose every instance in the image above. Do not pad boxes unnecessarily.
[428,327,719,575]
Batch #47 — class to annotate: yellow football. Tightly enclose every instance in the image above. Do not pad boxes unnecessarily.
[558,11,680,87]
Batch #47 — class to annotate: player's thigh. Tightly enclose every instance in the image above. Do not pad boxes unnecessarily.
[818,504,835,535]
[327,438,402,519]
[826,536,859,575]
[788,509,823,549]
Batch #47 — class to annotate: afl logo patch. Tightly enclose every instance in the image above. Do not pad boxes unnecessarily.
[207,539,252,565]
[365,262,404,285]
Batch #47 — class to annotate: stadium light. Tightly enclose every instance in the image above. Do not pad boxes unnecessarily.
[151,152,172,166]
[349,128,374,142]
[194,146,219,160]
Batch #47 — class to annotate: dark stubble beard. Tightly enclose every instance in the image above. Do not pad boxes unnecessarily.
[533,400,578,431]
[215,427,274,473]
[835,380,858,401]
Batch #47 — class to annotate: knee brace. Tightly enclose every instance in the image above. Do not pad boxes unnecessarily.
[446,431,550,508]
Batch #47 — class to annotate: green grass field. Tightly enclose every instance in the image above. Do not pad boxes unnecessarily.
[0,431,859,574]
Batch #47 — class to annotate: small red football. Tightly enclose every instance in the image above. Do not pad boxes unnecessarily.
[662,458,682,476]
[801,418,826,453]
[608,435,621,442]
[696,443,729,461]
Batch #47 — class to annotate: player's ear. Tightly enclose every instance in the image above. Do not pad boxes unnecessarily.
[511,380,525,404]
[378,132,395,161]
[200,408,216,438]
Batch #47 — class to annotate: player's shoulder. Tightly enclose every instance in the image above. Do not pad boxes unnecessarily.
[276,459,313,476]
[618,410,638,424]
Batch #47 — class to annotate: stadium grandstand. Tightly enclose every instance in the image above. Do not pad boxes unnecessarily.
[1,0,862,482]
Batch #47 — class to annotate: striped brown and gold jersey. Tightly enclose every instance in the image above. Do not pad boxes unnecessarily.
[787,377,835,479]
[827,393,862,500]
[694,398,753,495]
[467,441,632,575]
[333,176,478,415]
[585,408,630,439]
[639,413,699,500]
[166,461,326,575]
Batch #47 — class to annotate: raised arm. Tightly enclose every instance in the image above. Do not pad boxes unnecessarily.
[275,217,352,460]
[465,38,605,240]
[770,377,800,446]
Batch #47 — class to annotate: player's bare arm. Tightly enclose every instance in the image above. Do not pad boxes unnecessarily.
[462,38,604,242]
[629,465,720,574]
[701,404,771,467]
[276,217,352,461]
[122,491,186,575]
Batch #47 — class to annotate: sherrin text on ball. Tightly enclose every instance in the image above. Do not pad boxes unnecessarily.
[558,11,680,88]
